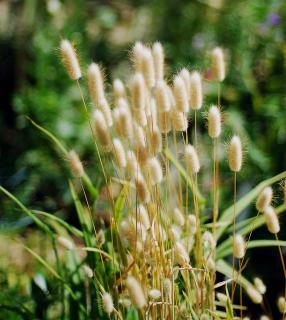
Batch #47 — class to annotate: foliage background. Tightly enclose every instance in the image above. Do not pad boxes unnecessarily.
[0,0,285,318]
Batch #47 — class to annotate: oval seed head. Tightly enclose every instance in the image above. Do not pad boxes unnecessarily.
[68,150,84,177]
[135,108,147,127]
[93,109,111,150]
[254,277,266,294]
[208,105,221,138]
[228,135,242,172]
[185,145,200,174]
[131,73,146,111]
[126,276,146,309]
[163,278,172,300]
[172,110,188,132]
[256,187,273,212]
[173,75,189,112]
[57,236,73,250]
[173,208,185,226]
[187,214,197,235]
[152,42,164,81]
[112,138,127,168]
[126,150,141,177]
[147,157,163,185]
[179,68,191,98]
[190,71,203,110]
[260,316,270,320]
[137,204,150,230]
[132,42,145,72]
[202,231,216,250]
[113,78,126,102]
[174,241,190,266]
[155,80,171,112]
[233,234,245,259]
[82,264,93,278]
[246,286,263,304]
[102,292,114,314]
[264,206,280,234]
[158,111,171,133]
[98,98,113,127]
[135,173,150,203]
[149,288,161,300]
[60,39,81,80]
[277,296,286,314]
[211,47,225,81]
[150,126,162,155]
[88,63,105,105]
[141,47,155,88]
[113,99,133,139]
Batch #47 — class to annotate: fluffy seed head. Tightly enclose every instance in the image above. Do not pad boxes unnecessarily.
[155,80,171,112]
[126,276,146,309]
[126,150,141,177]
[158,111,171,133]
[135,108,147,127]
[179,68,191,98]
[202,231,216,250]
[112,138,126,168]
[256,187,273,212]
[172,110,188,131]
[233,234,245,259]
[147,157,163,185]
[185,145,200,174]
[190,71,203,110]
[207,105,221,138]
[174,241,190,266]
[149,288,161,300]
[132,42,145,72]
[137,204,150,230]
[82,264,93,278]
[131,73,146,110]
[152,42,164,81]
[246,286,263,304]
[93,109,111,150]
[135,173,150,203]
[173,208,185,226]
[211,47,225,81]
[254,277,266,294]
[102,292,114,314]
[88,63,105,105]
[173,75,189,112]
[57,236,73,250]
[228,135,242,172]
[68,150,84,177]
[163,278,172,300]
[187,214,197,235]
[264,206,280,234]
[98,98,113,127]
[260,316,270,320]
[216,292,228,304]
[113,99,133,139]
[60,39,81,80]
[277,296,286,313]
[141,48,155,88]
[149,126,162,155]
[113,78,126,102]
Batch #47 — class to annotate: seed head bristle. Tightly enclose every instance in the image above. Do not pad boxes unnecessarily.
[211,47,226,82]
[126,276,146,309]
[155,80,171,112]
[146,157,163,185]
[132,42,145,72]
[112,138,127,168]
[149,288,161,300]
[93,109,111,150]
[102,292,114,314]
[173,75,189,112]
[113,99,133,139]
[113,78,126,103]
[158,111,171,133]
[149,125,162,155]
[141,47,155,88]
[60,39,81,80]
[185,144,200,174]
[190,71,203,110]
[228,135,242,172]
[264,206,280,234]
[137,204,150,230]
[135,173,150,203]
[88,63,105,105]
[179,68,191,98]
[171,110,188,132]
[130,73,146,111]
[207,105,221,138]
[126,150,141,177]
[174,241,190,266]
[173,208,185,226]
[256,187,273,212]
[68,150,84,178]
[98,98,113,127]
[152,42,164,81]
[233,234,245,259]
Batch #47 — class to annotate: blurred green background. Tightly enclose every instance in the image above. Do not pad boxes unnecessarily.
[0,0,285,318]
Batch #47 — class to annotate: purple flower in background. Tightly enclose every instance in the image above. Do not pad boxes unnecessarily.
[267,13,281,26]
